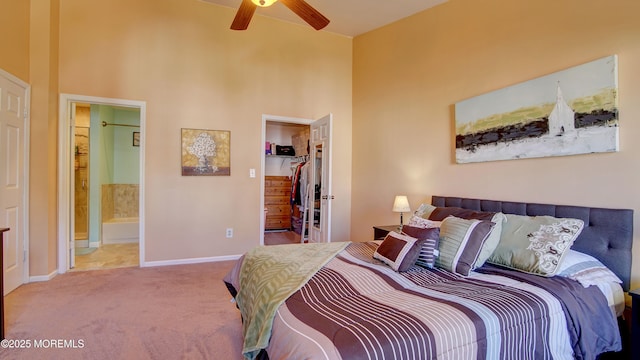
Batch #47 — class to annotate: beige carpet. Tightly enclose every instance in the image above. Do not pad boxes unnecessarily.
[0,261,244,360]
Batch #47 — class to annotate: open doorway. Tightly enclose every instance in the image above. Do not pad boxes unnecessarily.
[58,95,146,274]
[260,114,333,246]
[263,118,311,246]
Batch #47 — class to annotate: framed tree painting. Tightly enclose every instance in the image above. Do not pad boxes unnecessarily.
[181,128,230,176]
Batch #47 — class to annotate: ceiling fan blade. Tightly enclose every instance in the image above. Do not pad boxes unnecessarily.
[279,0,330,30]
[231,0,257,30]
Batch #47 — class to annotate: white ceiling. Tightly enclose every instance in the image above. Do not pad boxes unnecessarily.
[200,0,448,37]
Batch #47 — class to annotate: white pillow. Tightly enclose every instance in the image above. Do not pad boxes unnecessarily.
[556,250,622,287]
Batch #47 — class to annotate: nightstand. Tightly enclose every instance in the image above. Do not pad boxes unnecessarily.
[630,289,640,359]
[373,225,401,240]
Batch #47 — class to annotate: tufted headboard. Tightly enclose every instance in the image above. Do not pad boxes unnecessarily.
[432,196,634,291]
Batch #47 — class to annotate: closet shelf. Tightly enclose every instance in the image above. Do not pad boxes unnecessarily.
[266,154,295,158]
[267,154,309,168]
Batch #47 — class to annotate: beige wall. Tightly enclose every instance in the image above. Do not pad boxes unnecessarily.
[0,0,60,276]
[28,0,60,276]
[352,0,640,288]
[0,0,30,81]
[57,0,352,262]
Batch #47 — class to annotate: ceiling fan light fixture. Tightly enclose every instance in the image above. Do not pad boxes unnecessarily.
[232,0,329,31]
[251,0,277,7]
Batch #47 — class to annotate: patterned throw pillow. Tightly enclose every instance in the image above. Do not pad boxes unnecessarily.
[374,231,422,272]
[407,215,441,229]
[435,216,495,276]
[402,225,440,268]
[487,214,584,276]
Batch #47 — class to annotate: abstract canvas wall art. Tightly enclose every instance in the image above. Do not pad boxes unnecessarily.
[454,55,618,163]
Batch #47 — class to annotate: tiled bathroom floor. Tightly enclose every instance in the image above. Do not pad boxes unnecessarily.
[72,243,139,271]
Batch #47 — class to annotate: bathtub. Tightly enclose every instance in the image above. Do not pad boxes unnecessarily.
[102,217,139,244]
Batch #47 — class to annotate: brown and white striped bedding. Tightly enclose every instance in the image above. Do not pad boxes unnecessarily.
[226,242,621,360]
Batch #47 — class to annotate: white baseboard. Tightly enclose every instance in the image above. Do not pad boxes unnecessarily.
[103,238,138,245]
[75,240,89,247]
[141,254,241,268]
[24,256,240,284]
[30,269,58,282]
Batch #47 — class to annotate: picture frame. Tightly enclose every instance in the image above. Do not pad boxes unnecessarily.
[181,128,230,176]
[454,55,618,163]
[132,132,140,147]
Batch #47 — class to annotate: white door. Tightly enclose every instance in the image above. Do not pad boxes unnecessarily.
[0,69,29,295]
[309,114,332,243]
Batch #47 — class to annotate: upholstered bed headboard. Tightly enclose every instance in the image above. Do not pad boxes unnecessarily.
[432,196,634,291]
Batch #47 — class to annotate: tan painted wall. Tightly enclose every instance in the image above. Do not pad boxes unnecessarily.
[58,0,352,262]
[28,0,60,276]
[0,0,30,81]
[352,0,640,288]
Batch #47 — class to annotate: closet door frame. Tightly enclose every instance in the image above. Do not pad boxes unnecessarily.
[260,115,312,245]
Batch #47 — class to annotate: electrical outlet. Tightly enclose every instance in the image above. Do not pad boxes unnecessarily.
[226,228,233,238]
[249,168,256,178]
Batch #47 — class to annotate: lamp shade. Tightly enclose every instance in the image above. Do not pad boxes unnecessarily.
[251,0,278,7]
[392,195,411,213]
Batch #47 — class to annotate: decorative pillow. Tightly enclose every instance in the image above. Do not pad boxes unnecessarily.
[402,225,440,240]
[407,215,441,229]
[414,203,437,219]
[374,232,423,272]
[435,216,495,276]
[414,238,438,269]
[428,206,495,221]
[487,214,584,276]
[402,225,440,268]
[426,207,504,268]
[556,249,622,287]
[475,213,506,267]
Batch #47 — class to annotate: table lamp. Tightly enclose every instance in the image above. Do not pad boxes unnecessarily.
[392,195,411,226]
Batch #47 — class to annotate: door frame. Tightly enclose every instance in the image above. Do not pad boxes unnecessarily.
[0,68,30,290]
[260,114,312,245]
[309,114,332,243]
[57,94,146,274]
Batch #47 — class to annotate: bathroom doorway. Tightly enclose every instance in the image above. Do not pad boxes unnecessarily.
[73,121,90,249]
[58,95,146,274]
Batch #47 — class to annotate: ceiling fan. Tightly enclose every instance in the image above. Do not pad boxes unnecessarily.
[231,0,330,31]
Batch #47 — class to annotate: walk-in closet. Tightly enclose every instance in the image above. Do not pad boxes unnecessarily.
[264,121,310,245]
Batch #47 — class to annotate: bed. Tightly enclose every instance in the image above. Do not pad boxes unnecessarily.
[224,196,633,360]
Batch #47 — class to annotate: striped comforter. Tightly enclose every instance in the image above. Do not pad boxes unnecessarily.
[225,242,621,360]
